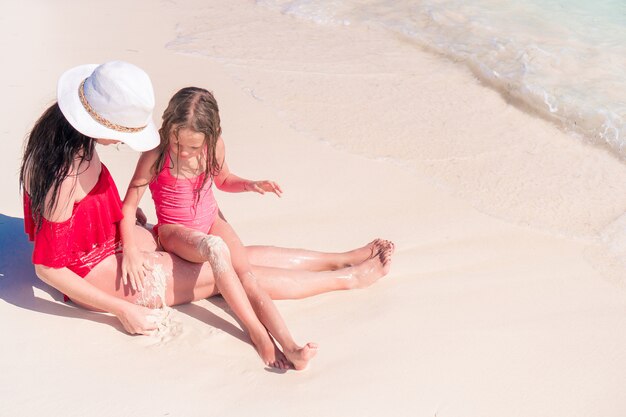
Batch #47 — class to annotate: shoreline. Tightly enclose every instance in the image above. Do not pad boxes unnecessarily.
[253,0,626,161]
[168,0,626,241]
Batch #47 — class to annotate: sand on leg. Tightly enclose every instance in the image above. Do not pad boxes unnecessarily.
[157,223,290,369]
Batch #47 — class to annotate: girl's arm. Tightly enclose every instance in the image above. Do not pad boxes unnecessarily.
[35,264,157,335]
[120,149,160,291]
[213,137,283,196]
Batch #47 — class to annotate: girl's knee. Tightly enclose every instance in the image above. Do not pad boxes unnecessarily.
[200,235,232,273]
[200,235,229,256]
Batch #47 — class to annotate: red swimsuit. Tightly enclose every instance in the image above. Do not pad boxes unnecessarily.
[23,164,124,278]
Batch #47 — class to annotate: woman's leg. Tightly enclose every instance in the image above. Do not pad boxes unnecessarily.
[250,254,393,299]
[87,225,392,301]
[83,225,218,307]
[210,216,318,370]
[244,239,395,271]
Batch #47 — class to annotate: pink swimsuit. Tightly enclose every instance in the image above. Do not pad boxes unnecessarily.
[149,152,219,234]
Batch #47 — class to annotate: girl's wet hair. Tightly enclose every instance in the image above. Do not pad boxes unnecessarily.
[153,87,222,197]
[20,103,95,229]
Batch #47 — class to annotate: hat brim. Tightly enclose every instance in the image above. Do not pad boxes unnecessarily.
[57,64,159,152]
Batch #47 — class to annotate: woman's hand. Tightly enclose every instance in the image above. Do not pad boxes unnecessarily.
[135,207,147,226]
[121,246,152,291]
[245,180,283,197]
[115,303,159,335]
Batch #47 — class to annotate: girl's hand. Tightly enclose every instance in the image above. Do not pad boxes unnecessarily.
[115,303,159,335]
[245,180,283,197]
[121,246,153,292]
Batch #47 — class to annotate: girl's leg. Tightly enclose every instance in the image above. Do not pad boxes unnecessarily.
[244,239,395,271]
[210,216,318,370]
[156,224,289,369]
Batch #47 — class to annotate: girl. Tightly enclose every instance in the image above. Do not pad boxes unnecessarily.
[120,87,393,370]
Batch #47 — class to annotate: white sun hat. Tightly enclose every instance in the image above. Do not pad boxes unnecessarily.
[57,61,160,151]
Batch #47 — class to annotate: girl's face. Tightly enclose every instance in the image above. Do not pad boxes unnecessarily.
[169,128,205,159]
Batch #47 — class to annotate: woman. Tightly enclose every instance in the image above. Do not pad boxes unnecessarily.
[20,61,393,364]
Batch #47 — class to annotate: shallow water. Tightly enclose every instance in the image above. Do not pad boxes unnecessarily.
[257,0,626,157]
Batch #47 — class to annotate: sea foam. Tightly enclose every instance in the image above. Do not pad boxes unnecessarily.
[257,0,626,157]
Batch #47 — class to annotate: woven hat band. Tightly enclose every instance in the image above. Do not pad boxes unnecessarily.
[78,79,146,133]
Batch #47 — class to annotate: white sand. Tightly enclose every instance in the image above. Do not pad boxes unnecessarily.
[2,1,626,416]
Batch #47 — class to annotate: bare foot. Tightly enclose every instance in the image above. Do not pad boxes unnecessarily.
[348,246,392,289]
[269,335,291,370]
[343,239,395,268]
[370,239,395,259]
[284,342,319,371]
[378,239,395,255]
[250,329,290,369]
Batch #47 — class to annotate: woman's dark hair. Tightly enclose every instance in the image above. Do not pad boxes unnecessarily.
[20,103,95,229]
[153,87,222,197]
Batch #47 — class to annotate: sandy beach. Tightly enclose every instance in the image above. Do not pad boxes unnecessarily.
[2,1,626,416]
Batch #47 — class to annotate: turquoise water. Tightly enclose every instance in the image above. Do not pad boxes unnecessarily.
[257,0,626,156]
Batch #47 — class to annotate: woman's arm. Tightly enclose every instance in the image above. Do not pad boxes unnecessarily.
[35,264,157,335]
[120,149,159,290]
[213,137,283,196]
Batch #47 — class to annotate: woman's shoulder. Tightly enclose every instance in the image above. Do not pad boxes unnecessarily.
[43,174,80,223]
[44,157,98,222]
